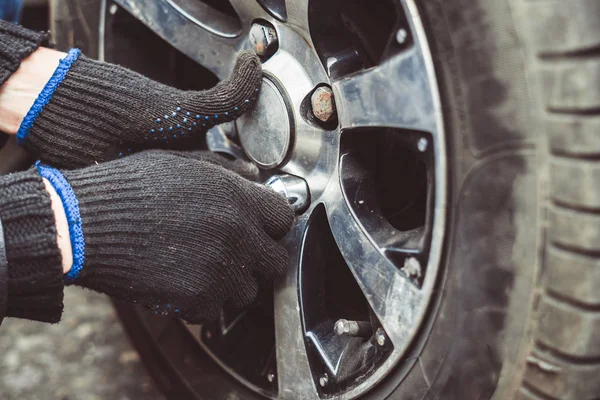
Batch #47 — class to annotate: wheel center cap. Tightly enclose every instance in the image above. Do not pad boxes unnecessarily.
[237,77,292,169]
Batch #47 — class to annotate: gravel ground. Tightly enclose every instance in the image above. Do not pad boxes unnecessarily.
[0,287,166,400]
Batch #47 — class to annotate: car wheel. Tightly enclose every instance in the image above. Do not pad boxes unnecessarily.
[52,0,600,398]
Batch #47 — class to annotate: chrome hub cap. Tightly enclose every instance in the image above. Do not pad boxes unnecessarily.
[237,77,292,168]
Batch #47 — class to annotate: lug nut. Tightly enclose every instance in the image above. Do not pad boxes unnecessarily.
[311,86,336,123]
[249,23,278,57]
[334,319,372,337]
[375,328,386,347]
[396,28,408,44]
[319,373,329,387]
[417,137,428,152]
[266,175,310,213]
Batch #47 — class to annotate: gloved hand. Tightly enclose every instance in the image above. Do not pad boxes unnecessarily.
[0,21,262,169]
[19,50,262,169]
[35,150,293,323]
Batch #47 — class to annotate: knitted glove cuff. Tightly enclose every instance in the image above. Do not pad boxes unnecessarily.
[16,48,81,146]
[0,169,64,323]
[36,162,85,283]
[0,20,49,88]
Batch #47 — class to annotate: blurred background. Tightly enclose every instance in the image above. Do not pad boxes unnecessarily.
[0,288,164,400]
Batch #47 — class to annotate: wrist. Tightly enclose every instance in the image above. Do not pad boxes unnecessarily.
[42,177,72,274]
[0,47,65,135]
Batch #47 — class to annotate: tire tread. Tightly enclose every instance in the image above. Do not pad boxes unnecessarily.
[546,244,600,306]
[517,0,600,398]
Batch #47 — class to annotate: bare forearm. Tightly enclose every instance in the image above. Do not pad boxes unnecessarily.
[0,47,65,135]
[0,45,71,270]
[0,44,78,266]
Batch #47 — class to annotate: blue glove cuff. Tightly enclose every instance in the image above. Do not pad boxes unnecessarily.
[17,48,81,145]
[36,161,85,282]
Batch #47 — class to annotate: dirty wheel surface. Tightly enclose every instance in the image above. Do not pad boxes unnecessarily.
[53,0,600,398]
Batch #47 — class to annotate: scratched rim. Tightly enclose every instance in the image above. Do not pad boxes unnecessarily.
[108,0,447,398]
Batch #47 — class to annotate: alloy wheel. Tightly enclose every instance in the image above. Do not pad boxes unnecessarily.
[112,0,447,398]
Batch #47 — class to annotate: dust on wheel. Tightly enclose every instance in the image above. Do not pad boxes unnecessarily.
[53,0,600,398]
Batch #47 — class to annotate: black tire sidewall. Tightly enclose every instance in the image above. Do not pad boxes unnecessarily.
[365,0,540,399]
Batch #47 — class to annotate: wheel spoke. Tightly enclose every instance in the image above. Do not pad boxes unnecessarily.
[332,46,439,134]
[324,183,426,349]
[229,0,271,23]
[113,0,242,79]
[284,0,310,35]
[273,217,320,399]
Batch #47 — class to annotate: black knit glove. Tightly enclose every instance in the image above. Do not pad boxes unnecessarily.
[36,150,293,323]
[0,20,49,87]
[5,38,261,168]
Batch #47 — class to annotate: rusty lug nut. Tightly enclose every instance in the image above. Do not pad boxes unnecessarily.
[311,86,336,122]
[249,23,278,57]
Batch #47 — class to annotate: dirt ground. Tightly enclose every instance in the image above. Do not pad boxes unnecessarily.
[0,286,166,400]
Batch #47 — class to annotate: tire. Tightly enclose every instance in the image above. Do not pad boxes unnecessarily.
[51,0,600,399]
[387,1,600,399]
